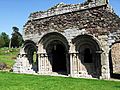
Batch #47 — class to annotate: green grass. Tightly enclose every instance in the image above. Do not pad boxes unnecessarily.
[0,48,120,90]
[0,72,119,90]
[0,48,19,68]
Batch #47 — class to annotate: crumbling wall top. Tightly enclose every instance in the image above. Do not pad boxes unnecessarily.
[29,0,109,20]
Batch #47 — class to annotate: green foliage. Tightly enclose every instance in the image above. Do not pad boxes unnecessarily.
[0,37,5,47]
[11,27,23,48]
[0,32,10,48]
[0,72,120,90]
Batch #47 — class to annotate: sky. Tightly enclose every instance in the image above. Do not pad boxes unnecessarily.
[0,0,120,37]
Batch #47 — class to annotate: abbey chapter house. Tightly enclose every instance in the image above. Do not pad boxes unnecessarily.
[13,0,120,79]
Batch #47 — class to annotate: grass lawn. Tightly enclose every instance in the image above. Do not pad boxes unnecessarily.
[0,48,19,69]
[0,72,119,90]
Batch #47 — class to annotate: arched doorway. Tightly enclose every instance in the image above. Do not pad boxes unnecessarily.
[47,40,67,74]
[72,35,101,78]
[24,40,38,72]
[38,32,69,75]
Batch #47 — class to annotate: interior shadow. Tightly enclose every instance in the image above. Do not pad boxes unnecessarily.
[78,50,101,78]
[72,35,101,78]
[47,41,68,75]
[51,44,67,74]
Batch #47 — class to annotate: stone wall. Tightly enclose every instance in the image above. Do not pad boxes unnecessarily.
[111,42,120,74]
[28,0,108,20]
[23,4,120,42]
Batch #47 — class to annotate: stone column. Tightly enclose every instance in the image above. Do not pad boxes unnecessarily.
[38,53,44,74]
[101,50,110,79]
[69,41,76,77]
[38,53,41,74]
[99,36,110,79]
[37,44,46,74]
[69,53,73,76]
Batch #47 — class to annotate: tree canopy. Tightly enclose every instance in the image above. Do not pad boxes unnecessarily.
[11,27,23,48]
[0,27,23,48]
[0,32,10,48]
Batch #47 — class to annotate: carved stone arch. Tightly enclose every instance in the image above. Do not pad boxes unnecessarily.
[72,34,102,78]
[23,40,38,72]
[23,40,37,52]
[72,34,101,51]
[38,32,70,75]
[38,32,69,52]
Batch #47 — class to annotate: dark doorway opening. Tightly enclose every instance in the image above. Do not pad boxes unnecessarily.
[84,48,93,63]
[51,44,67,74]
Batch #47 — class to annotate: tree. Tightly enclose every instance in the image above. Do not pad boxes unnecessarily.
[0,32,10,48]
[0,36,5,48]
[11,27,23,48]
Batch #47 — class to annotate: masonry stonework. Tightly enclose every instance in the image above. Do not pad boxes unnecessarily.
[13,0,120,79]
[111,42,120,74]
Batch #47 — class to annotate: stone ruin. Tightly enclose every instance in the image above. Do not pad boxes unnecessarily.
[13,0,120,79]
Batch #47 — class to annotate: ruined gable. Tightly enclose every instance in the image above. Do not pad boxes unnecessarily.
[24,1,120,40]
[13,0,120,79]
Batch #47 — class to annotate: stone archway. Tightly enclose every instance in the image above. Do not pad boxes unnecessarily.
[72,35,101,78]
[38,32,69,75]
[46,40,67,74]
[23,40,38,72]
